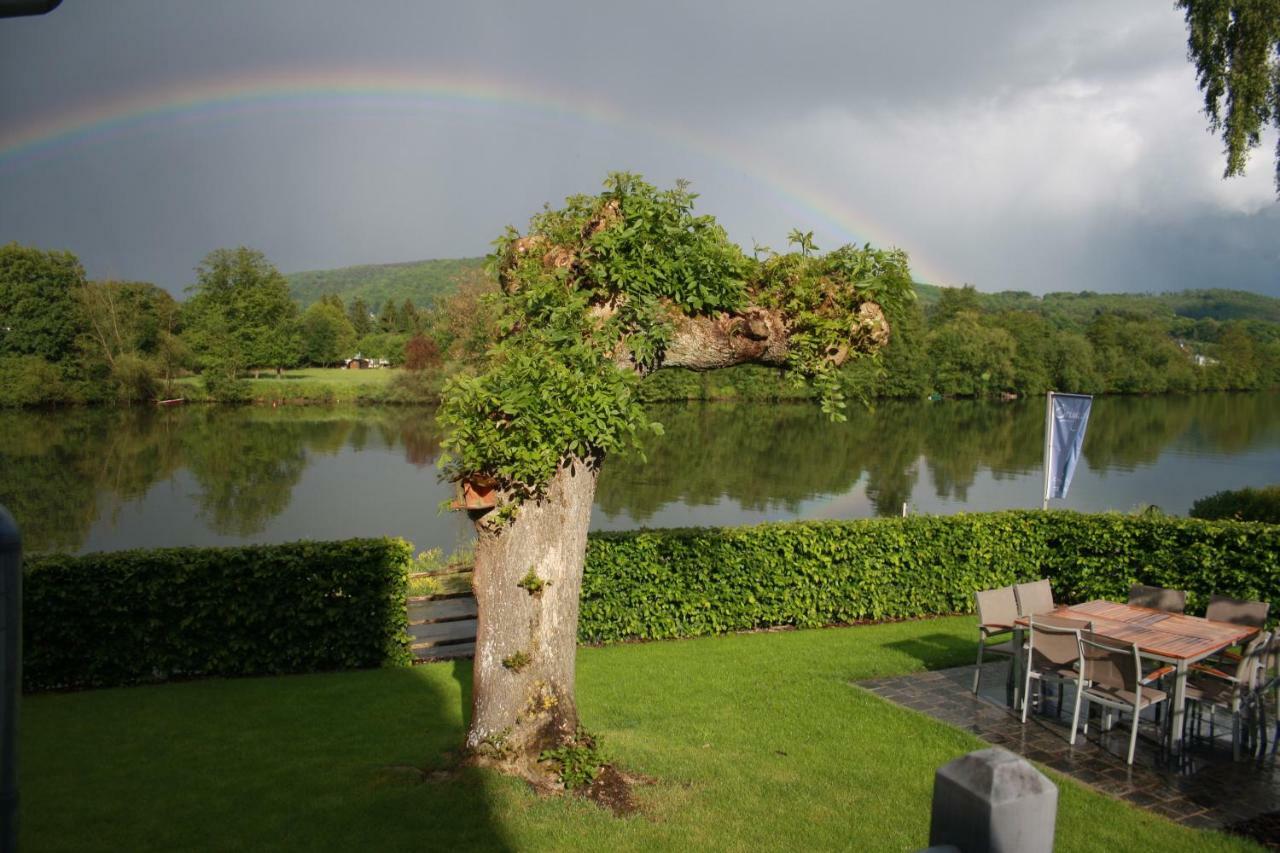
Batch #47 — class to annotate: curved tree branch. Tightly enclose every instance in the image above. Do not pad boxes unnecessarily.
[655,299,890,372]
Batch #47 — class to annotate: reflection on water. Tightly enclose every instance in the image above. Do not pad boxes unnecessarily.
[1,392,1276,554]
[597,393,1280,527]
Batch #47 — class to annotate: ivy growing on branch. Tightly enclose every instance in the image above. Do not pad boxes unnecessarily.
[439,172,914,502]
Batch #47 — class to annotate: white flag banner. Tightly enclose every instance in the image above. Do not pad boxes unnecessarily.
[1043,392,1092,505]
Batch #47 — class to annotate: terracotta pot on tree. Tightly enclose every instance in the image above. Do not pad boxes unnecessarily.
[455,475,499,510]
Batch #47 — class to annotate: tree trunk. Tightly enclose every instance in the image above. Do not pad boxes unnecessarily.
[466,456,598,783]
[462,297,888,780]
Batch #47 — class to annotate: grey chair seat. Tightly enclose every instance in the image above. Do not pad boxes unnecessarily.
[1085,682,1166,710]
[982,638,1020,657]
[1032,664,1081,681]
[1184,677,1236,704]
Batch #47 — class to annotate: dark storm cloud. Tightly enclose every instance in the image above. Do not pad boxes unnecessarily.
[0,1,1275,296]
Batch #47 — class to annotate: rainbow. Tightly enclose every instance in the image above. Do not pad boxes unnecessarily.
[0,68,949,284]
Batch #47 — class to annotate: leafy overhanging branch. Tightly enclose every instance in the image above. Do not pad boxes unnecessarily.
[439,173,914,500]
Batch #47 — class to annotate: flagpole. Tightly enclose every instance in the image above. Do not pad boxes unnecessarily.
[1042,391,1054,510]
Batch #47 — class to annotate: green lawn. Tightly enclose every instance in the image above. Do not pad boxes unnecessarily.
[21,617,1259,852]
[174,367,441,403]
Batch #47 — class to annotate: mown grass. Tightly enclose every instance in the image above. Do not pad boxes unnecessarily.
[21,617,1259,851]
[174,367,442,404]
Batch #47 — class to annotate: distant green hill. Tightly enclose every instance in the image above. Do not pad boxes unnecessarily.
[912,283,1280,328]
[287,255,1280,327]
[286,257,486,311]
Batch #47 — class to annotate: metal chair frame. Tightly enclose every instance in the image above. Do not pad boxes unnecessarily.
[1185,630,1272,760]
[1021,615,1091,744]
[973,586,1020,696]
[1080,633,1172,765]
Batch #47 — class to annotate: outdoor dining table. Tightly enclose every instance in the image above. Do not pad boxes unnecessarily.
[1012,599,1260,754]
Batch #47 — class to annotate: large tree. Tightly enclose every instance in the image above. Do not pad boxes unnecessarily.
[77,280,179,401]
[0,242,86,363]
[299,302,357,366]
[184,247,300,379]
[440,174,908,786]
[1178,0,1280,194]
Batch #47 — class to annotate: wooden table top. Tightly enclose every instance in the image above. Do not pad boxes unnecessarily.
[1015,599,1259,661]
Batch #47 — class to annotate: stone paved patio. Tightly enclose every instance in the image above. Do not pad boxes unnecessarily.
[858,659,1280,832]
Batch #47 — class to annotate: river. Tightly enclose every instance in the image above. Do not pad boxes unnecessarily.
[2,392,1277,556]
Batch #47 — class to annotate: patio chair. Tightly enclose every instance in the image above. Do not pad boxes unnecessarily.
[973,586,1020,695]
[1205,594,1270,629]
[1255,632,1280,755]
[1014,579,1055,617]
[1080,632,1172,765]
[1021,614,1092,741]
[1127,584,1186,614]
[1185,630,1272,760]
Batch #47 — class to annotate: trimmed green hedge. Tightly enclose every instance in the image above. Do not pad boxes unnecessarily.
[24,538,412,691]
[579,511,1280,643]
[24,512,1279,689]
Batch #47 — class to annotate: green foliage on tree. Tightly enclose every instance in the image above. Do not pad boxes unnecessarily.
[399,298,420,333]
[428,269,500,369]
[183,247,300,388]
[786,229,817,257]
[0,355,68,406]
[355,332,409,364]
[376,300,401,334]
[439,173,913,498]
[77,280,181,402]
[1087,315,1198,394]
[1212,322,1261,388]
[348,297,373,337]
[1178,0,1280,193]
[927,283,983,326]
[925,312,1017,397]
[299,302,357,366]
[0,242,86,364]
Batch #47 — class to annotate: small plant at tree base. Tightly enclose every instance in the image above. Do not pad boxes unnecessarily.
[502,650,532,672]
[539,728,607,790]
[476,728,514,760]
[517,568,547,595]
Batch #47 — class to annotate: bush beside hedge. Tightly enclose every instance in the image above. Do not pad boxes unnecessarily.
[1191,485,1280,524]
[579,511,1280,643]
[24,538,412,691]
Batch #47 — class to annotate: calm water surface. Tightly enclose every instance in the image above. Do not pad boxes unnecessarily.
[3,393,1277,555]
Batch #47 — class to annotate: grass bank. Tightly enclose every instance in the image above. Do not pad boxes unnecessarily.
[21,617,1255,851]
[174,367,442,405]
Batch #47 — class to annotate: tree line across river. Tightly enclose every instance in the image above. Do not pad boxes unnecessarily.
[1,240,1278,407]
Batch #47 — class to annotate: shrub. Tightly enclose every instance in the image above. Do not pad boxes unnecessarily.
[24,538,412,691]
[1190,485,1280,524]
[579,511,1280,643]
[403,334,442,371]
[200,370,251,403]
[0,355,68,406]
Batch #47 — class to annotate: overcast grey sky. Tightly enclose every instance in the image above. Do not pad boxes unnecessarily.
[1,1,1277,297]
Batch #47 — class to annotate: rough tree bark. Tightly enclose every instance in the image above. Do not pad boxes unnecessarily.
[466,456,598,782]
[464,298,889,785]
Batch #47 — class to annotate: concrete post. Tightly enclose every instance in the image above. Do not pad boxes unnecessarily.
[928,747,1057,853]
[0,505,20,853]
